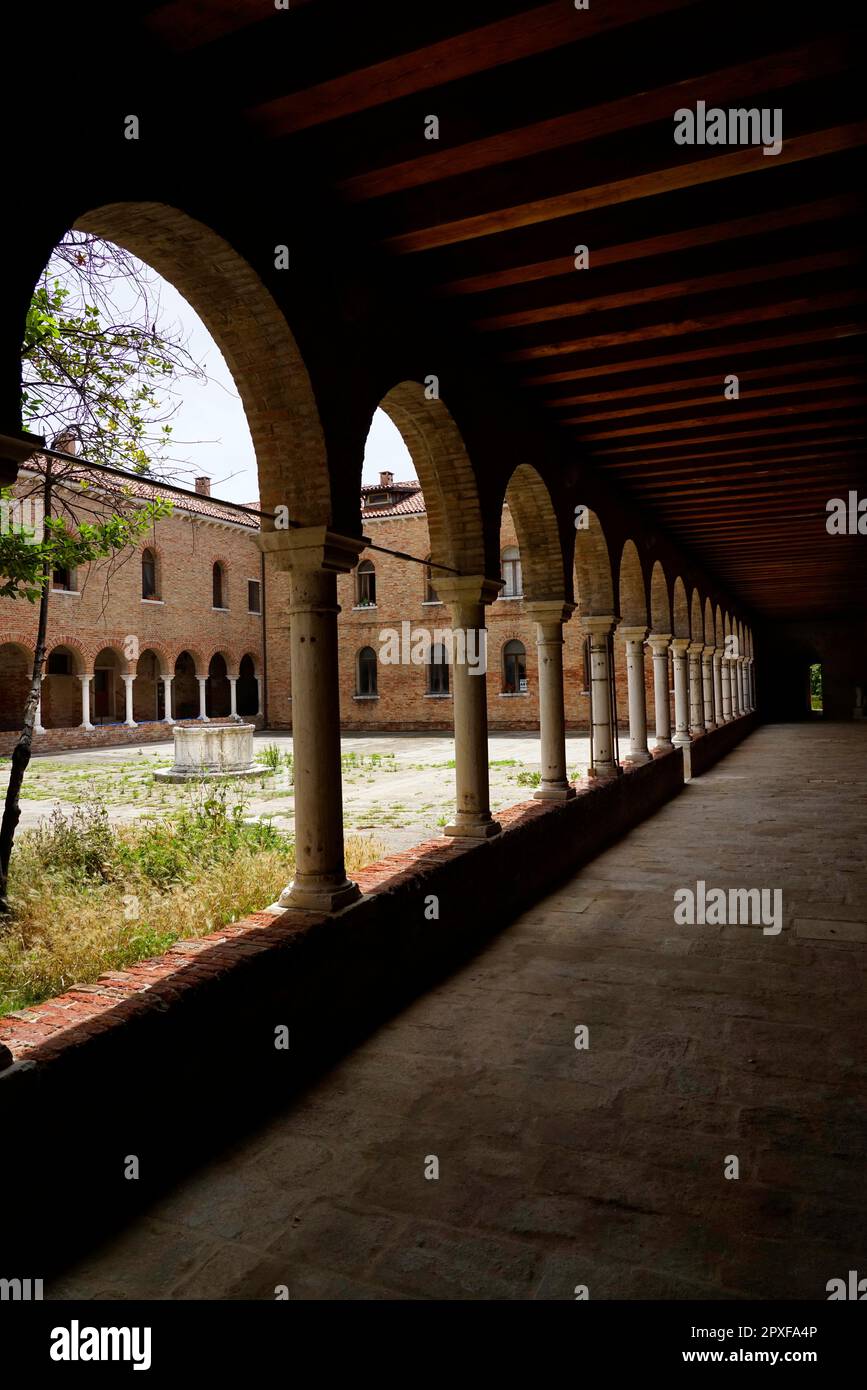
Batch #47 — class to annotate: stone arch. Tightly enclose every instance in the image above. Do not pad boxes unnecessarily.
[43,642,83,729]
[574,508,615,616]
[133,642,172,678]
[132,647,168,722]
[672,578,690,639]
[206,651,232,718]
[690,589,704,642]
[617,540,647,627]
[503,464,565,601]
[650,560,671,634]
[92,645,127,724]
[376,381,485,573]
[72,202,330,525]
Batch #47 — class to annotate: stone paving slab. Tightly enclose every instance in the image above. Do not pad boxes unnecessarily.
[47,724,867,1300]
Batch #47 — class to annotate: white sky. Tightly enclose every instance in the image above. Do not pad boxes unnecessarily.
[148,276,414,505]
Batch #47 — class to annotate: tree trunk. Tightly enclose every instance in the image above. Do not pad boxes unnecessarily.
[0,479,51,919]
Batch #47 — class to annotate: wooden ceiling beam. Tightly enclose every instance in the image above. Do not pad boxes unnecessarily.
[383,122,867,253]
[473,249,860,332]
[543,356,865,406]
[580,395,863,439]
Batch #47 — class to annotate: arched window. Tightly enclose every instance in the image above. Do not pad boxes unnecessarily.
[356,646,378,697]
[427,643,449,695]
[356,559,376,606]
[212,562,226,609]
[424,558,439,604]
[142,548,157,600]
[501,546,522,598]
[503,640,527,694]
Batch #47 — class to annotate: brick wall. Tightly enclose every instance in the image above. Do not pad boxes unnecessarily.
[0,474,265,743]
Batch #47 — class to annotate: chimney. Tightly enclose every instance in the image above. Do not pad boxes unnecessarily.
[379,470,394,488]
[194,476,211,496]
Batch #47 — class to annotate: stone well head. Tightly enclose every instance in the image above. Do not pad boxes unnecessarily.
[154,723,261,782]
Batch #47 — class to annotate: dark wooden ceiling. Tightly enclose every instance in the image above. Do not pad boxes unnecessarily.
[139,0,866,621]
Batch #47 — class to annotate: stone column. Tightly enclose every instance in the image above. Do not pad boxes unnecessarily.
[525,600,576,801]
[435,575,503,836]
[619,625,651,765]
[687,642,705,735]
[34,674,45,735]
[161,675,175,724]
[702,646,716,731]
[78,673,95,731]
[730,659,741,717]
[197,677,209,721]
[648,633,673,752]
[738,658,748,715]
[583,616,620,779]
[228,677,238,718]
[121,674,137,728]
[259,527,365,911]
[712,648,724,727]
[255,676,262,717]
[748,658,756,711]
[721,657,733,721]
[670,638,691,748]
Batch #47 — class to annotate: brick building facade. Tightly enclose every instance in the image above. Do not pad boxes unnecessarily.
[1,465,667,753]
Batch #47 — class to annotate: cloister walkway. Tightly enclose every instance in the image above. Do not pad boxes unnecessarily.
[51,724,867,1300]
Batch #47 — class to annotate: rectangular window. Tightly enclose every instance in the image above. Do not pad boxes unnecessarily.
[248,580,261,614]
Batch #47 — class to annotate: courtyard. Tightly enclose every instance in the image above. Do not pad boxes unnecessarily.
[3,730,594,853]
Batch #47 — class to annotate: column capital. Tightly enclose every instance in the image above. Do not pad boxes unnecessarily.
[258,526,366,575]
[524,599,575,626]
[581,613,617,637]
[618,624,648,644]
[434,574,502,608]
[713,646,725,659]
[78,671,94,682]
[648,632,672,652]
[670,636,690,654]
[702,644,716,658]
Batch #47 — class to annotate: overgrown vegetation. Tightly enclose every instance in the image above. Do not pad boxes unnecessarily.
[0,785,383,1016]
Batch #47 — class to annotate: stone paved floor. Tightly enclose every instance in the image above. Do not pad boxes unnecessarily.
[49,724,867,1300]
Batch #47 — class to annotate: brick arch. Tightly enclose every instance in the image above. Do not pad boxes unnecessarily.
[0,630,35,657]
[46,634,88,673]
[503,464,565,602]
[91,640,133,676]
[573,507,615,616]
[173,646,207,678]
[239,650,260,677]
[650,560,671,633]
[690,588,704,642]
[134,643,173,677]
[672,578,690,639]
[72,202,330,526]
[715,605,725,647]
[207,648,239,680]
[704,598,715,648]
[376,381,486,574]
[617,539,647,627]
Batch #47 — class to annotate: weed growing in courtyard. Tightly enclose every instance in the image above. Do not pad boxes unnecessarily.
[0,784,384,1015]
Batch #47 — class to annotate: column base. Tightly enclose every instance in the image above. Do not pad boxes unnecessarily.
[123,720,138,730]
[652,739,673,754]
[33,725,45,736]
[588,764,622,781]
[623,749,652,766]
[79,723,95,732]
[279,877,361,912]
[533,783,576,802]
[444,816,502,839]
[672,732,691,748]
